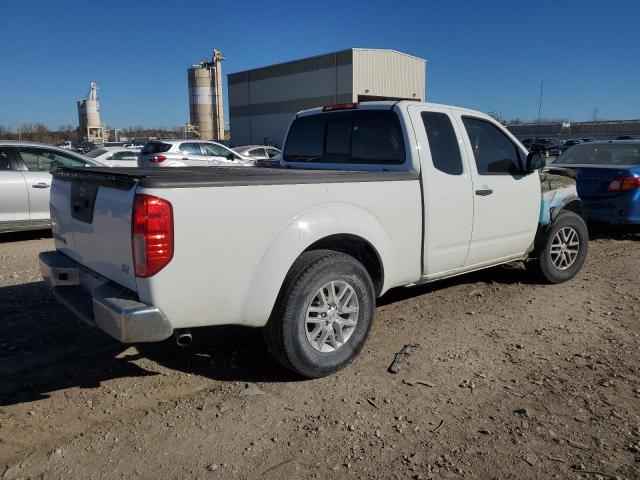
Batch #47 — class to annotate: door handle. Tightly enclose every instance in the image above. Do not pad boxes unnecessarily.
[33,183,50,189]
[182,157,189,160]
[475,188,493,196]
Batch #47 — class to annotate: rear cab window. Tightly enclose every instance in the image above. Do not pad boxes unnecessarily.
[284,110,406,165]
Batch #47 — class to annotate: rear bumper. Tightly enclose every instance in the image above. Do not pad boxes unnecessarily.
[582,198,640,224]
[39,250,173,343]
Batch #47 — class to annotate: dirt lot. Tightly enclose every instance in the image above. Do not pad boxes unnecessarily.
[1,228,639,480]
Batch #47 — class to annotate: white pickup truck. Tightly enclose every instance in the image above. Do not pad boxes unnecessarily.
[40,101,588,378]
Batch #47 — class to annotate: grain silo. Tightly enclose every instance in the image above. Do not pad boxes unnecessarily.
[187,49,225,141]
[77,82,105,143]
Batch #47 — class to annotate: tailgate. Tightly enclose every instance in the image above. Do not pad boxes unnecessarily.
[50,174,138,291]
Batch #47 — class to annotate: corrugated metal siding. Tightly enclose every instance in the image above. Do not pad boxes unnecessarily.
[352,49,426,101]
[228,50,352,85]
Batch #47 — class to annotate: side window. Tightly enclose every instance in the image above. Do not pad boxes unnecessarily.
[112,151,138,160]
[248,148,267,157]
[266,148,280,158]
[462,117,523,175]
[0,148,13,170]
[18,148,86,171]
[202,143,229,157]
[179,143,203,156]
[421,112,463,175]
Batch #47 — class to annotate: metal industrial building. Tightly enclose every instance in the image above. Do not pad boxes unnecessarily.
[228,48,426,146]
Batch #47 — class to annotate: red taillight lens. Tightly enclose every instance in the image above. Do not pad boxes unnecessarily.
[132,194,173,277]
[322,102,359,112]
[149,155,166,163]
[606,176,640,191]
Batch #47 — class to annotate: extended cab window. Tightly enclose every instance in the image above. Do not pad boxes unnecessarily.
[284,110,405,165]
[462,117,523,175]
[421,112,463,175]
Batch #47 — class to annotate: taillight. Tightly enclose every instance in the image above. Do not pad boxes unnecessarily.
[132,194,173,277]
[148,155,166,163]
[322,102,358,112]
[606,176,640,191]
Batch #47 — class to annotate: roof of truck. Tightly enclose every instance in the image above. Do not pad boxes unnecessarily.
[296,100,495,121]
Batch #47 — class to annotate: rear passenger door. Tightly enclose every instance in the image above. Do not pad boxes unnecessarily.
[457,116,540,266]
[408,106,474,277]
[0,147,30,228]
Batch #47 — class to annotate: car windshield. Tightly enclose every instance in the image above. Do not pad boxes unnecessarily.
[85,148,108,158]
[554,143,640,166]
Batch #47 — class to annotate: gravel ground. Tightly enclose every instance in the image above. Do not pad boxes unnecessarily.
[0,227,639,480]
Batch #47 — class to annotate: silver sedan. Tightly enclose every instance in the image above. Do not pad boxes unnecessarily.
[0,141,100,233]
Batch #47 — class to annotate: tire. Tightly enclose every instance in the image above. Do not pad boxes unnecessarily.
[264,250,375,378]
[530,211,588,283]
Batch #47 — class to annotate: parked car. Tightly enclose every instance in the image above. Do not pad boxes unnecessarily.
[85,146,141,167]
[559,139,583,154]
[552,140,640,224]
[521,138,552,155]
[138,140,254,168]
[55,141,74,150]
[40,101,587,378]
[0,141,100,233]
[232,145,281,160]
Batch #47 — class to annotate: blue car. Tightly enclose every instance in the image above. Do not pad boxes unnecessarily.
[552,140,640,224]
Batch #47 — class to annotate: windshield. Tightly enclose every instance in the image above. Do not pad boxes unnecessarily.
[85,148,108,158]
[554,143,640,166]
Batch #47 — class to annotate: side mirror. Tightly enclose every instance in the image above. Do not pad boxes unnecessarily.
[526,151,546,172]
[226,153,236,160]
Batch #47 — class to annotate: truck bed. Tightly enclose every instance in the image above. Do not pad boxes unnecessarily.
[52,166,418,189]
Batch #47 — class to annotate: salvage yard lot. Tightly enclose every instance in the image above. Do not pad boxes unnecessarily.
[1,229,639,480]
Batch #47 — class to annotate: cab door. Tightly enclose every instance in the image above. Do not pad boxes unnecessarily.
[455,115,540,266]
[408,105,474,277]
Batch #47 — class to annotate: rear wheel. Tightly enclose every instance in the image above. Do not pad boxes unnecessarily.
[530,211,588,283]
[264,250,375,378]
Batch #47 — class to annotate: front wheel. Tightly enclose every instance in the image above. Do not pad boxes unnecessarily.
[264,250,375,378]
[529,211,588,283]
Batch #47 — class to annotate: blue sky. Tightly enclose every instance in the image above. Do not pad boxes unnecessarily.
[1,0,638,129]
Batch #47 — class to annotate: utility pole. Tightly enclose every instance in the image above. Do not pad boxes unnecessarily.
[535,80,544,140]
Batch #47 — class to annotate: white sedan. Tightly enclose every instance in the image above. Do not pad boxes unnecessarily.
[85,146,141,167]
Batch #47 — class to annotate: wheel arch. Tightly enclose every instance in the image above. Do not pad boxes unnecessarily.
[238,203,395,327]
[303,234,384,296]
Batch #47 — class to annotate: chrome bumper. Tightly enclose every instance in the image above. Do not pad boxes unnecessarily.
[39,250,173,343]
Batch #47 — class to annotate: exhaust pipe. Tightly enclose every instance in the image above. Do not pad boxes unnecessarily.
[175,329,192,347]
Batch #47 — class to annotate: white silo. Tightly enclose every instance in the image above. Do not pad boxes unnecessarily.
[187,50,225,141]
[77,82,105,143]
